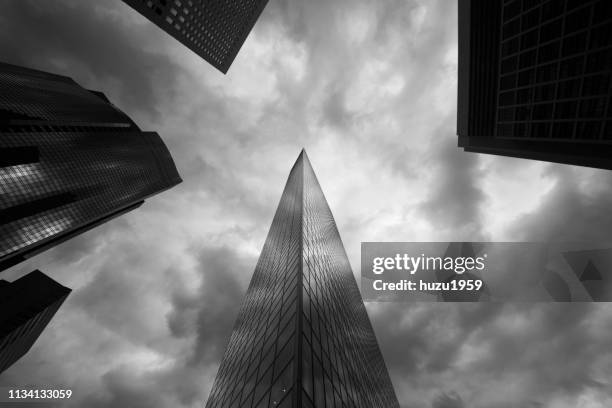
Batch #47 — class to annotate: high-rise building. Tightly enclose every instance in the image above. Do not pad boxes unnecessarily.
[122,0,270,73]
[0,61,182,272]
[0,270,71,374]
[205,150,399,408]
[457,0,612,169]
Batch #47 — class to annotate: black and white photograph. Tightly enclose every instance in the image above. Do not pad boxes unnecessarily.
[1,0,612,407]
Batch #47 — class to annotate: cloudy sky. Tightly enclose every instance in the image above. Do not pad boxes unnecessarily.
[1,0,612,407]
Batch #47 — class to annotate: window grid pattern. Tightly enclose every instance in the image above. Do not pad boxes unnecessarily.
[495,0,612,141]
[206,156,303,408]
[1,131,181,260]
[0,270,71,374]
[206,152,399,408]
[0,63,134,127]
[464,0,502,137]
[0,63,182,270]
[300,154,399,408]
[123,0,269,73]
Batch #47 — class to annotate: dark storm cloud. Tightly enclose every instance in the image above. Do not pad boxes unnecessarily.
[373,152,612,405]
[432,391,464,408]
[68,245,256,408]
[176,153,282,225]
[370,300,612,407]
[49,218,135,269]
[0,0,182,116]
[319,88,353,129]
[86,369,168,408]
[1,242,254,408]
[70,244,167,341]
[370,302,503,379]
[168,246,255,366]
[261,0,457,141]
[2,0,612,407]
[378,0,457,99]
[419,125,486,238]
[509,165,612,242]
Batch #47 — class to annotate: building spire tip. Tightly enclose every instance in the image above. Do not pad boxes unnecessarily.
[299,148,308,160]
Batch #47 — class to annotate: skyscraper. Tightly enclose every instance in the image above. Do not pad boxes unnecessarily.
[122,0,270,73]
[205,151,399,408]
[0,61,181,272]
[0,270,71,374]
[457,0,612,169]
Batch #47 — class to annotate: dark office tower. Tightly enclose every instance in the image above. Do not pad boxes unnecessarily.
[457,0,612,169]
[205,150,399,408]
[0,61,181,272]
[122,0,269,73]
[0,270,71,374]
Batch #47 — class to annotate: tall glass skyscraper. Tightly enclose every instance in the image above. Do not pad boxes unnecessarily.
[122,0,270,73]
[0,270,71,374]
[205,150,399,408]
[457,0,612,169]
[0,61,182,272]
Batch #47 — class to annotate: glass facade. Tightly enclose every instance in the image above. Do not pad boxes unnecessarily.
[0,61,182,272]
[206,151,399,408]
[0,270,71,374]
[457,0,612,170]
[0,62,136,127]
[496,0,612,140]
[122,0,270,73]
